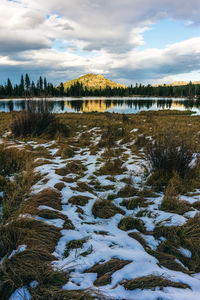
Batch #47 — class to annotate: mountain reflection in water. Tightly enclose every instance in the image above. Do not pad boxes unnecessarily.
[0,98,200,114]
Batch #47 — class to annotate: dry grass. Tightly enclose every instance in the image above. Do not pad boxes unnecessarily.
[54,182,66,191]
[161,172,191,214]
[92,199,125,218]
[117,176,137,198]
[1,110,200,298]
[84,258,131,286]
[145,128,196,190]
[147,249,190,273]
[2,163,41,221]
[0,217,64,298]
[128,232,148,249]
[23,189,62,211]
[120,196,148,210]
[154,213,200,272]
[99,158,127,176]
[11,101,69,138]
[68,195,90,206]
[0,144,30,177]
[123,275,190,290]
[55,160,87,176]
[55,145,74,158]
[64,238,86,258]
[118,216,146,233]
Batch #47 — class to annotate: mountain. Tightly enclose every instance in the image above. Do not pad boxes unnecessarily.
[154,81,200,87]
[62,74,127,90]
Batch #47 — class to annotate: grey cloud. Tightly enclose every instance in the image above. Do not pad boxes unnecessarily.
[1,0,200,84]
[0,32,51,55]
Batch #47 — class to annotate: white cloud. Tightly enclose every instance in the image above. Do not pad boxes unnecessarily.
[1,0,200,84]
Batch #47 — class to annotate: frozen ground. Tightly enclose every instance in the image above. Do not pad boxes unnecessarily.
[5,127,200,300]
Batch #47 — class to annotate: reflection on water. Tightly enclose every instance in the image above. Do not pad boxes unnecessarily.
[1,98,200,114]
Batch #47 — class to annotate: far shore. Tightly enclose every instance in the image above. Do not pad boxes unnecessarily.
[0,95,189,101]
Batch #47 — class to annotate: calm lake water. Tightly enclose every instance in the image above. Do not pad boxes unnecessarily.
[0,97,200,114]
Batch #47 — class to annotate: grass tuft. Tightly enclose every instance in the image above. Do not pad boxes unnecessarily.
[118,216,146,233]
[92,199,125,218]
[123,275,190,290]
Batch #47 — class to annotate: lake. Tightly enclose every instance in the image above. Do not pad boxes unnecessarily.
[0,97,200,114]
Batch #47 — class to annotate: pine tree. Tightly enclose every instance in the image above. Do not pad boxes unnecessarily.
[39,76,43,96]
[25,73,30,97]
[59,82,64,96]
[6,78,13,97]
[19,74,24,96]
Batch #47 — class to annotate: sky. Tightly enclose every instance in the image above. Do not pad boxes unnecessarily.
[1,0,200,86]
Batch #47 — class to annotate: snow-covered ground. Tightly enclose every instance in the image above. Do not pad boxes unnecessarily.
[4,128,200,300]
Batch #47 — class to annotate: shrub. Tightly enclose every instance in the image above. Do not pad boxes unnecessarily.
[146,130,194,179]
[11,101,69,138]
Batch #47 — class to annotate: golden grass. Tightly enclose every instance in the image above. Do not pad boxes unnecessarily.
[92,199,125,218]
[84,258,131,286]
[154,213,200,272]
[68,195,90,206]
[1,110,200,298]
[123,275,190,290]
[54,182,66,191]
[118,216,146,233]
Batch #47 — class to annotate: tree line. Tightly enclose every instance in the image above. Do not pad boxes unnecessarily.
[0,74,59,98]
[1,74,200,98]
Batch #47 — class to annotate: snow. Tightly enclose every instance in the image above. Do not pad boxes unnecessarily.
[9,287,31,300]
[29,281,38,289]
[3,127,200,300]
[8,245,27,259]
[179,247,192,258]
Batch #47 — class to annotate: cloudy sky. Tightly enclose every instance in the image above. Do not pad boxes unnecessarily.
[1,0,200,86]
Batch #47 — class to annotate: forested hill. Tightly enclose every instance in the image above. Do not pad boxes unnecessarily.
[62,73,127,90]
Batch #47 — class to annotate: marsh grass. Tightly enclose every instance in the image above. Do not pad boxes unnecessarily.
[68,195,90,206]
[123,275,190,291]
[99,158,127,175]
[54,182,66,191]
[1,110,200,298]
[0,217,65,299]
[64,238,87,258]
[161,172,191,214]
[118,216,146,233]
[117,175,137,198]
[11,101,69,138]
[120,196,148,210]
[98,123,127,148]
[84,258,131,287]
[154,213,200,272]
[2,159,41,221]
[146,129,195,190]
[55,160,87,177]
[92,199,125,218]
[0,145,30,177]
[128,232,148,249]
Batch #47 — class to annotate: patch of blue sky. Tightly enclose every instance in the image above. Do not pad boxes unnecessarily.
[140,18,200,50]
[52,39,98,58]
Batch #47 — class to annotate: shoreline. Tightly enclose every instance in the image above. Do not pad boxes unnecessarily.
[0,96,189,101]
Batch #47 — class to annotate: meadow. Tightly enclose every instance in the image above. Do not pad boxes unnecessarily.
[1,108,200,299]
